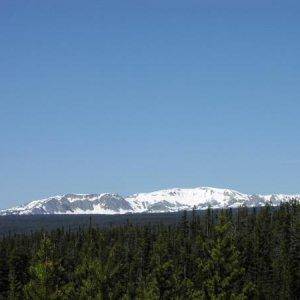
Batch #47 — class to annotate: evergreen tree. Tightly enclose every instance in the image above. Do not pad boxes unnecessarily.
[24,236,66,299]
[0,201,297,299]
[0,244,9,299]
[75,244,121,299]
[153,260,176,299]
[8,246,29,299]
[199,212,255,299]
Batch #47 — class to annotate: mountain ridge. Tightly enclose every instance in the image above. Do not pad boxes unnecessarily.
[1,187,299,215]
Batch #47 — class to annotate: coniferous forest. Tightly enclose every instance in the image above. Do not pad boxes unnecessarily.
[0,202,299,299]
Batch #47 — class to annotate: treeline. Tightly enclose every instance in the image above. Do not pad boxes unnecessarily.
[0,202,299,299]
[0,211,208,236]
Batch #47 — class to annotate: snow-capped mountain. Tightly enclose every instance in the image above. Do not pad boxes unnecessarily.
[0,187,299,216]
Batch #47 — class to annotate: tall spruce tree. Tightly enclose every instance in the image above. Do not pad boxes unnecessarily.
[199,212,255,299]
[23,236,66,299]
[75,243,121,299]
[0,244,9,299]
[7,246,29,299]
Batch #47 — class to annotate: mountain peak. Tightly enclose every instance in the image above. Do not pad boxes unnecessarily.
[1,187,299,215]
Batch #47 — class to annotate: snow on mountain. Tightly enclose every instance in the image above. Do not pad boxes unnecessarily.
[0,187,299,215]
[126,187,249,212]
[1,193,133,216]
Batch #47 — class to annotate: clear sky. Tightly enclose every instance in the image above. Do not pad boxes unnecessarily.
[0,0,299,209]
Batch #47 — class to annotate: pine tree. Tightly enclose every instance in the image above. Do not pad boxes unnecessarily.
[7,244,29,299]
[285,203,300,297]
[250,204,274,297]
[199,212,255,299]
[0,244,9,299]
[75,244,121,299]
[0,201,298,299]
[153,260,176,299]
[23,236,65,299]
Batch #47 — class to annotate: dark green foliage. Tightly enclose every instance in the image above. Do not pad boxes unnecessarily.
[199,212,254,299]
[0,201,298,299]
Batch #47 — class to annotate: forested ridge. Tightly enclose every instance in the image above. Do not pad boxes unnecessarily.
[0,202,299,299]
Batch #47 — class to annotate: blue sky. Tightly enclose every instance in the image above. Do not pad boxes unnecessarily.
[0,0,299,209]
